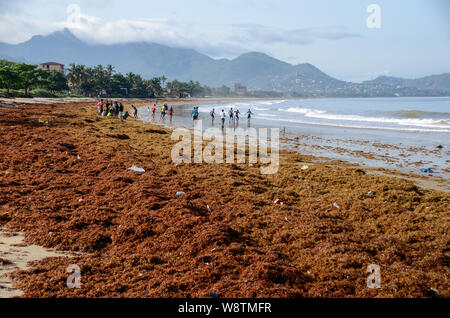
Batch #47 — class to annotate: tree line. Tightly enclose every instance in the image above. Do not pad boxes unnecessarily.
[0,60,236,98]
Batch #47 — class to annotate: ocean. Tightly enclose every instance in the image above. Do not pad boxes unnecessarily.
[140,96,450,179]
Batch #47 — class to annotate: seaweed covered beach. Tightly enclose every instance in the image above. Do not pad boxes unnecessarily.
[0,99,448,297]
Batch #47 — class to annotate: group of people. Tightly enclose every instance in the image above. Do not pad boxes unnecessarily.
[97,99,138,120]
[208,107,253,129]
[149,103,174,121]
[97,99,255,130]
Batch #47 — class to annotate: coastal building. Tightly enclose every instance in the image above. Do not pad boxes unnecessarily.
[234,83,247,95]
[39,62,64,73]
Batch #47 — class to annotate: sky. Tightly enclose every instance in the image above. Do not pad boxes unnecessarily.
[0,0,449,82]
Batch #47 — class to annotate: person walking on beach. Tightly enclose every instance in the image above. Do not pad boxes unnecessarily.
[98,99,104,115]
[192,106,199,121]
[220,109,226,129]
[160,104,166,120]
[169,105,173,122]
[210,108,215,124]
[228,108,234,125]
[132,105,138,118]
[246,108,253,127]
[113,101,119,116]
[235,109,240,126]
[152,104,156,120]
[119,103,124,120]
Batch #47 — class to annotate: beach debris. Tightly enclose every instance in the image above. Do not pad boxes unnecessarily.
[420,168,433,173]
[78,198,83,202]
[206,205,212,212]
[436,145,443,149]
[209,291,219,298]
[128,165,145,173]
[273,199,283,205]
[77,155,81,160]
[301,165,309,170]
[430,287,439,296]
[268,186,274,191]
[176,191,186,196]
[38,118,48,124]
[333,202,340,209]
[368,191,376,196]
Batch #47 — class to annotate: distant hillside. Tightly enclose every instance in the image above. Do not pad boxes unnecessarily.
[1,29,449,97]
[0,29,346,91]
[363,74,450,91]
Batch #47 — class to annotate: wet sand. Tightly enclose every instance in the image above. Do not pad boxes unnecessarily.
[0,99,448,297]
[0,228,74,297]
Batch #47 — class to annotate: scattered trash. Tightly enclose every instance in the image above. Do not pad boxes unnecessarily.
[128,165,145,173]
[284,217,289,222]
[209,291,219,298]
[333,202,340,209]
[273,199,283,205]
[38,118,48,124]
[430,287,439,296]
[301,165,309,170]
[206,205,212,212]
[368,191,376,196]
[78,198,83,202]
[436,145,443,149]
[176,191,186,196]
[420,168,433,173]
[77,155,81,160]
[267,186,274,191]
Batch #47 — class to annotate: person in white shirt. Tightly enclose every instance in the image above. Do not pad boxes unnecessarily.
[220,109,226,129]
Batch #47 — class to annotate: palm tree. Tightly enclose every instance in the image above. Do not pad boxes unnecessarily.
[67,63,86,95]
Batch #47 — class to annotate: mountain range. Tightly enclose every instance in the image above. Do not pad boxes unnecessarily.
[1,29,449,96]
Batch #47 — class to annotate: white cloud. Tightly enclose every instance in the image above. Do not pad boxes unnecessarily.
[0,5,360,61]
[231,24,361,45]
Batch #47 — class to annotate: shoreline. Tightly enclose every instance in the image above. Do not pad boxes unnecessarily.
[0,99,448,297]
[136,101,449,193]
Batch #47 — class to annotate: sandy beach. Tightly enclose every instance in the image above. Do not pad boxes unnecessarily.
[0,98,448,297]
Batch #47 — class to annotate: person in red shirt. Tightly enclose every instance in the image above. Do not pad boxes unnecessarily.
[98,99,104,115]
[169,105,173,122]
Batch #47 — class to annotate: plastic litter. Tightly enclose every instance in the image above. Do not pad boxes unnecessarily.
[368,191,375,196]
[38,118,48,124]
[420,168,433,173]
[333,202,340,209]
[207,205,212,212]
[301,165,309,170]
[176,191,185,196]
[430,287,439,296]
[273,199,283,205]
[128,165,145,173]
[77,155,81,160]
[209,291,219,298]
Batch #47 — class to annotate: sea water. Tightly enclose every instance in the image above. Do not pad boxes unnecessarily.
[140,97,449,179]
